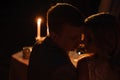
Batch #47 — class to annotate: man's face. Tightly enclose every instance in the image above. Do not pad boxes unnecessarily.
[55,24,85,52]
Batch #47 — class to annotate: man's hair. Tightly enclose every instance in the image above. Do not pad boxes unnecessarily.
[46,3,84,34]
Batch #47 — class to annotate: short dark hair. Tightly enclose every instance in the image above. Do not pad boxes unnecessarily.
[46,3,85,34]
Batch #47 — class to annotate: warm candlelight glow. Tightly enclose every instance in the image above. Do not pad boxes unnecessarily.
[81,33,84,41]
[36,18,42,40]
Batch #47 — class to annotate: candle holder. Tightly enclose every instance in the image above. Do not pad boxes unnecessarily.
[35,37,46,44]
[22,46,32,59]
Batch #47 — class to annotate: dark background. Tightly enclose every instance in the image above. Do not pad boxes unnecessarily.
[0,0,100,80]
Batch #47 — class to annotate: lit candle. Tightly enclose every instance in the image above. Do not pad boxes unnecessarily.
[36,18,42,40]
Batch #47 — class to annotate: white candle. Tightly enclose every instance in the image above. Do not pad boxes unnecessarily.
[36,18,42,40]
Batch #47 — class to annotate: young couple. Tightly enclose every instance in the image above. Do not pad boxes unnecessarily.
[27,3,120,80]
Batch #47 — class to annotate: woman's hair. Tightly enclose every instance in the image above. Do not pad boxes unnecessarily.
[46,3,85,34]
[85,12,120,67]
[85,12,116,27]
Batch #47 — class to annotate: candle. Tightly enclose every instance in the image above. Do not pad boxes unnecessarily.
[36,18,42,40]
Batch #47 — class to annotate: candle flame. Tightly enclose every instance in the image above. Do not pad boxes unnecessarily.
[37,18,42,26]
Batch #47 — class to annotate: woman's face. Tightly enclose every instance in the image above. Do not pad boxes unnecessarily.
[92,27,117,57]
